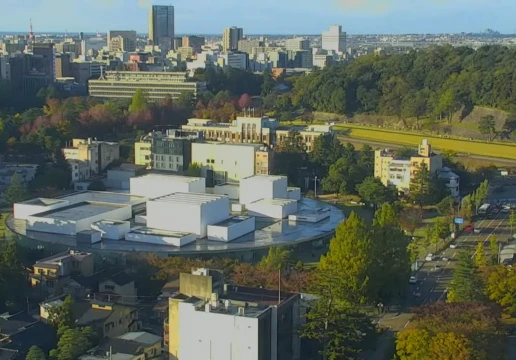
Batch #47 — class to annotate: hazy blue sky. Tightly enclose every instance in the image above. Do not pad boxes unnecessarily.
[1,0,514,34]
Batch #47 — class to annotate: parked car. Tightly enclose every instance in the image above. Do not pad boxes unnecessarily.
[409,276,418,284]
[464,224,474,232]
[442,256,449,261]
[474,228,482,234]
[426,254,434,261]
[450,244,457,249]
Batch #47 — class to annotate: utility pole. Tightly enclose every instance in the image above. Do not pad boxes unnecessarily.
[314,176,318,198]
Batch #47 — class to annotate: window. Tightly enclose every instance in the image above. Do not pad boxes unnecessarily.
[235,161,238,166]
[104,284,115,291]
[221,160,224,164]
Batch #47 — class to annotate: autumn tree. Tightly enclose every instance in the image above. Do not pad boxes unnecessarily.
[475,242,487,267]
[237,93,252,109]
[128,89,149,113]
[486,265,516,316]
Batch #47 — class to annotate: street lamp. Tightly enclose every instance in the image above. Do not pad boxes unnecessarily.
[314,176,318,198]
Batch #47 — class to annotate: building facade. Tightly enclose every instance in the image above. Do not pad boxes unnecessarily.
[63,138,120,175]
[88,71,206,101]
[149,5,175,49]
[108,30,137,52]
[217,52,248,70]
[238,39,264,54]
[285,38,310,51]
[182,36,205,54]
[191,142,274,185]
[322,24,347,53]
[223,27,244,51]
[33,43,56,83]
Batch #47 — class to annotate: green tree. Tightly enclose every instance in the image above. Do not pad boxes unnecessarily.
[186,162,202,177]
[509,210,516,236]
[49,327,94,360]
[309,135,345,177]
[356,176,396,210]
[3,173,29,205]
[26,345,46,360]
[486,265,516,316]
[396,328,431,360]
[401,89,428,129]
[176,91,196,110]
[301,300,376,360]
[48,295,75,335]
[261,69,276,96]
[448,251,485,303]
[379,76,408,119]
[489,235,499,265]
[0,241,28,311]
[357,144,375,177]
[409,162,438,207]
[475,242,487,267]
[478,115,496,141]
[436,195,455,218]
[317,212,374,306]
[322,157,361,196]
[370,203,411,304]
[258,246,292,270]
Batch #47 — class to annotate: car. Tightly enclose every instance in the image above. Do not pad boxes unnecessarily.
[425,254,434,261]
[474,228,481,234]
[502,208,509,214]
[442,256,449,261]
[432,265,441,271]
[409,276,418,284]
[464,224,474,232]
[450,244,457,249]
[492,208,500,214]
[412,292,422,298]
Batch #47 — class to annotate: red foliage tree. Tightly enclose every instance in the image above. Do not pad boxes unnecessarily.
[238,93,252,109]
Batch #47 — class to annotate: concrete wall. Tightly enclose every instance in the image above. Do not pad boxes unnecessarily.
[213,184,240,200]
[125,231,197,247]
[178,301,260,360]
[287,188,301,201]
[240,176,288,205]
[247,200,297,219]
[91,220,131,239]
[207,217,255,242]
[130,175,205,198]
[105,169,137,190]
[200,197,230,238]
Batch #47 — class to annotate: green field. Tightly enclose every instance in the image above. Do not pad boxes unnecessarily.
[334,124,516,160]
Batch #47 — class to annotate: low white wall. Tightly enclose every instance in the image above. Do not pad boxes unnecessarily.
[287,188,301,201]
[91,220,131,240]
[288,211,330,223]
[247,200,297,219]
[227,217,255,241]
[206,225,229,242]
[135,215,147,225]
[125,231,197,247]
[26,216,78,236]
[213,184,240,200]
[14,200,69,220]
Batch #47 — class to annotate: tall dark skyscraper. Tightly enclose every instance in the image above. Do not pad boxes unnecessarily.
[149,5,175,49]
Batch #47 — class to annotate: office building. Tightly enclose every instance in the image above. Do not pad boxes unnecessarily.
[313,54,333,69]
[182,35,205,54]
[108,30,137,52]
[134,129,202,171]
[0,55,9,80]
[149,5,175,49]
[7,53,52,94]
[192,142,275,185]
[173,37,183,49]
[217,52,248,70]
[268,51,287,68]
[237,39,264,54]
[374,139,459,198]
[55,40,81,58]
[322,24,346,53]
[286,50,313,69]
[88,71,206,101]
[223,27,243,51]
[168,268,302,360]
[69,61,103,85]
[285,38,310,51]
[33,43,56,83]
[62,138,120,175]
[55,53,71,78]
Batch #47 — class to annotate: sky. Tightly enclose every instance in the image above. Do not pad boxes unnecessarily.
[1,0,515,35]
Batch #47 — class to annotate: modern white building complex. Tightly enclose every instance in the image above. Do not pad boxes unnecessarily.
[8,172,344,259]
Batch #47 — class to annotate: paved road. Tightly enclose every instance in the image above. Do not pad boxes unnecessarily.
[338,135,516,165]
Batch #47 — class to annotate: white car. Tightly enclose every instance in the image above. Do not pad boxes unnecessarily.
[409,276,418,284]
[449,244,457,249]
[474,228,481,234]
[425,254,434,261]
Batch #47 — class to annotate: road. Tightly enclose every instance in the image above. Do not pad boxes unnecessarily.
[370,210,512,359]
[338,135,516,166]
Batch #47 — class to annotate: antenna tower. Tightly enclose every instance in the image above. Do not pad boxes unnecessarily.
[28,18,34,51]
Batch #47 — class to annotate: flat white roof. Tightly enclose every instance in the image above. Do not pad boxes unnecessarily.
[32,202,125,221]
[59,191,146,206]
[242,175,287,182]
[132,174,203,183]
[193,142,263,149]
[150,192,227,205]
[251,198,297,206]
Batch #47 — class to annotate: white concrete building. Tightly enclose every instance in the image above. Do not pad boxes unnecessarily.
[130,174,205,199]
[68,159,91,183]
[146,192,230,238]
[207,216,255,242]
[217,52,248,70]
[322,25,346,53]
[90,219,131,240]
[239,175,288,205]
[125,227,197,247]
[247,198,298,219]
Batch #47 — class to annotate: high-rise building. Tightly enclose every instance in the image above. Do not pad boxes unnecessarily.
[149,5,175,49]
[182,36,205,54]
[222,27,243,51]
[173,37,183,49]
[33,43,56,83]
[321,24,346,53]
[237,39,264,54]
[108,30,137,52]
[55,53,71,78]
[284,38,310,51]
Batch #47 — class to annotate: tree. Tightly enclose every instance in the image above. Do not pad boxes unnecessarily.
[186,162,202,177]
[322,157,362,196]
[261,69,276,96]
[176,91,196,110]
[400,207,423,236]
[409,163,438,207]
[370,203,410,304]
[509,210,516,237]
[258,246,292,270]
[301,300,376,360]
[309,135,345,177]
[48,295,75,335]
[478,115,496,141]
[448,251,485,303]
[475,242,487,267]
[237,93,252,109]
[26,345,46,360]
[128,89,149,113]
[317,212,374,306]
[356,177,396,210]
[486,265,516,316]
[0,241,28,311]
[489,235,499,265]
[394,147,414,158]
[49,327,94,360]
[357,144,375,177]
[396,328,431,360]
[3,172,29,205]
[436,195,455,218]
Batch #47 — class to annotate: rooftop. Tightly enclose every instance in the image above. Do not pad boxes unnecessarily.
[150,192,227,206]
[58,191,146,206]
[251,198,297,206]
[118,331,162,345]
[194,142,264,149]
[30,201,126,221]
[128,227,192,238]
[35,250,91,267]
[21,198,67,207]
[132,173,203,183]
[241,175,287,182]
[212,216,252,228]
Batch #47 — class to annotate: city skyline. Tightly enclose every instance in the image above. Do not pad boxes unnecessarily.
[2,0,516,35]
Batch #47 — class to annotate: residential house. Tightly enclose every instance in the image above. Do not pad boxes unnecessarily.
[98,272,137,305]
[79,331,162,360]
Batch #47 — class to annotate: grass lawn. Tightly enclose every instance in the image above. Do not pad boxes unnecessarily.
[333,123,516,160]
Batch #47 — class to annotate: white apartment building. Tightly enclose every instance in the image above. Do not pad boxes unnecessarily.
[63,138,120,175]
[191,142,275,185]
[217,53,248,70]
[322,24,347,53]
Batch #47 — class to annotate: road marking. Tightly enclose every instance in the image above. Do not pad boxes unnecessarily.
[452,252,457,258]
[470,213,508,259]
[430,287,434,292]
[404,321,410,328]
